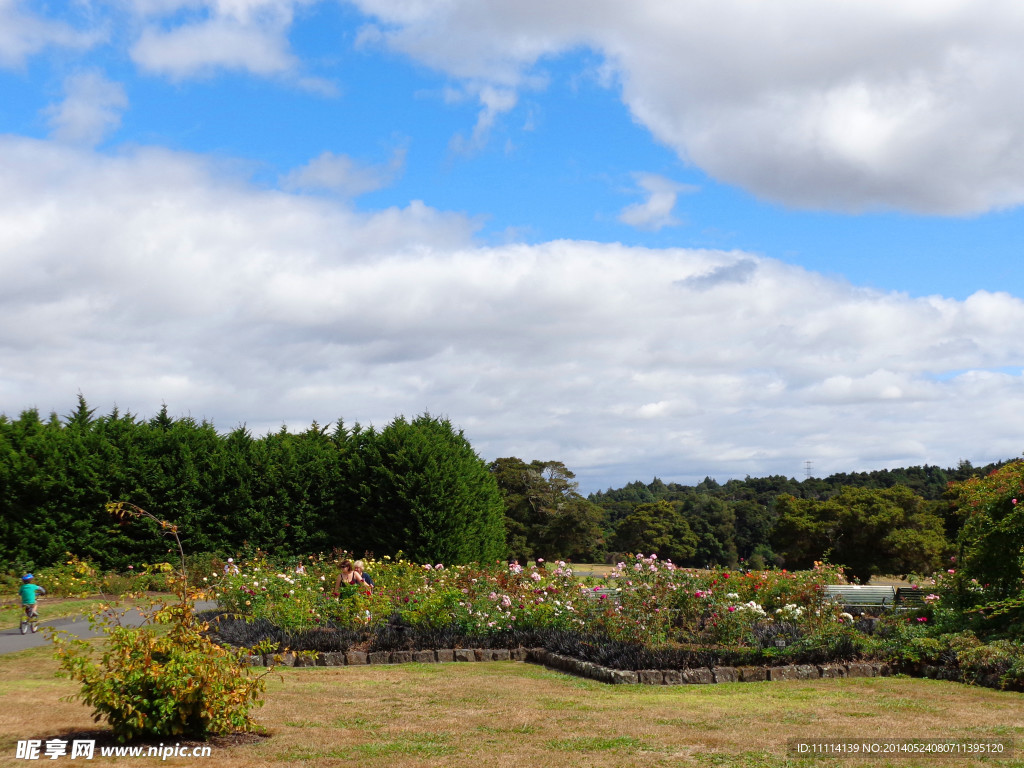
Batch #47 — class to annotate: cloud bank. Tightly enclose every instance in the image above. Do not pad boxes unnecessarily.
[2,137,1023,490]
[10,2,1024,215]
[353,0,1024,215]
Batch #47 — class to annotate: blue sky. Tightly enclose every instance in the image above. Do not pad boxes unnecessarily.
[2,0,1024,492]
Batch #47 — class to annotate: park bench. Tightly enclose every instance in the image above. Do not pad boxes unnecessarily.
[895,587,927,608]
[581,587,620,601]
[823,584,896,610]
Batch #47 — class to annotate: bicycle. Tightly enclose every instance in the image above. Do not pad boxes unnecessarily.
[19,604,39,635]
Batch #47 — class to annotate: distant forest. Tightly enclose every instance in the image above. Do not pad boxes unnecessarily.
[501,456,1000,579]
[584,461,996,579]
[0,396,1011,581]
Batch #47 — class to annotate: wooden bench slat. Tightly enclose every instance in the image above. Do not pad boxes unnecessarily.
[581,587,619,599]
[895,587,927,606]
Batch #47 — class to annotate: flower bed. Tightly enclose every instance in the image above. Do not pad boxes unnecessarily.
[208,555,866,660]
[205,554,1024,690]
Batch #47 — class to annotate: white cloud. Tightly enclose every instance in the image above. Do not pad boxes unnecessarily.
[281,147,406,197]
[618,173,695,231]
[46,71,128,147]
[0,0,101,68]
[131,17,296,77]
[127,0,320,78]
[350,0,1024,215]
[3,137,1024,490]
[449,85,519,154]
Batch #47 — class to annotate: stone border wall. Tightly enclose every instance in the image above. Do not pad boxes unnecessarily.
[529,649,892,685]
[243,646,893,686]
[243,647,533,668]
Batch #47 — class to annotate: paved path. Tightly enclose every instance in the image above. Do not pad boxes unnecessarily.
[0,601,218,656]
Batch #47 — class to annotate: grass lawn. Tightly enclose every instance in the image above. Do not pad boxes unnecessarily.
[1,644,1022,767]
[567,562,617,578]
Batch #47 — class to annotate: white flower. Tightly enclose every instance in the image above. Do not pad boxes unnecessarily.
[737,601,766,616]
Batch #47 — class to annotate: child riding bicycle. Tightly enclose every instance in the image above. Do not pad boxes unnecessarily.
[19,574,46,634]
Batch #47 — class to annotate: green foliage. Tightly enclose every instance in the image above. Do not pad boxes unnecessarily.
[872,618,945,666]
[611,501,697,563]
[949,460,1024,599]
[338,414,506,564]
[873,624,1024,690]
[772,486,948,583]
[490,458,607,562]
[589,462,999,569]
[679,495,739,567]
[34,554,103,597]
[52,600,267,741]
[0,399,507,571]
[0,401,346,568]
[0,395,995,581]
[49,503,268,742]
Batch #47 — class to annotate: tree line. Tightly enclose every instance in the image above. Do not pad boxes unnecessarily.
[0,397,1009,581]
[0,398,503,570]
[496,456,1001,581]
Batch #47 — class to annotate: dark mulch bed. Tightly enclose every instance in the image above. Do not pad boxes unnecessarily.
[200,610,876,671]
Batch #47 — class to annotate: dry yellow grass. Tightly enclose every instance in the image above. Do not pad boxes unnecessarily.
[1,644,1022,767]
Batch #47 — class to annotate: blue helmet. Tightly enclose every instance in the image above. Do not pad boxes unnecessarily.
[22,573,33,581]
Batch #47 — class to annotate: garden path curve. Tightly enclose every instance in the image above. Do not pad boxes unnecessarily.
[0,600,217,655]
